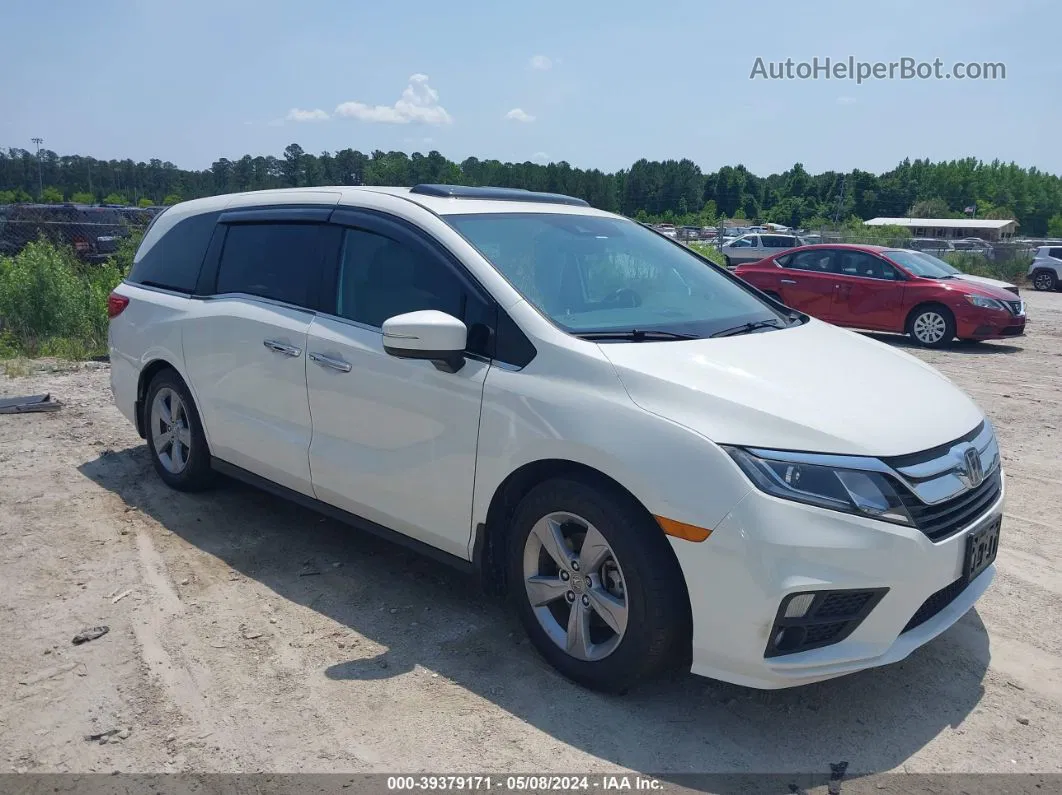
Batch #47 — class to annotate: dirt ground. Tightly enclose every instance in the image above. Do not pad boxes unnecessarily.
[2,291,1061,779]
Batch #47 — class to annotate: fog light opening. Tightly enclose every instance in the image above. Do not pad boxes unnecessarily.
[772,626,807,653]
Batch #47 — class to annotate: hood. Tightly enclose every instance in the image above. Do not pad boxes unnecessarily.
[953,273,1017,292]
[599,319,984,457]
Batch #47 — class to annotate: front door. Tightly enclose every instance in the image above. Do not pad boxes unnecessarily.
[305,214,493,560]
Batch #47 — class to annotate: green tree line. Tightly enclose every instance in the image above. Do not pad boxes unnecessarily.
[3,145,1061,236]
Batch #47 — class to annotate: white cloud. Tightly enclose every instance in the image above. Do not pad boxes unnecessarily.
[335,74,453,125]
[530,55,553,70]
[505,108,536,123]
[531,152,550,163]
[286,108,330,122]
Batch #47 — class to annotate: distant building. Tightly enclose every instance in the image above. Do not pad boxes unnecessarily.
[864,217,1018,242]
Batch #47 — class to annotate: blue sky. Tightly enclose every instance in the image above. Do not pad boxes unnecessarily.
[3,0,1060,176]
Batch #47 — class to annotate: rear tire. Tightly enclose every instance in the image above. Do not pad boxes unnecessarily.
[724,256,732,269]
[1031,270,1058,292]
[143,370,213,491]
[907,305,955,349]
[507,476,690,693]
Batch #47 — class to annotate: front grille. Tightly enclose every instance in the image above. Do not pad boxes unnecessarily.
[902,578,967,633]
[1004,299,1023,314]
[897,467,1002,542]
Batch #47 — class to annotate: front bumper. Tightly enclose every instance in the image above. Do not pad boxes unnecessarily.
[670,473,1003,689]
[955,305,1026,339]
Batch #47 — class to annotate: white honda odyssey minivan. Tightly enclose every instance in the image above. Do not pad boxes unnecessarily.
[108,185,1003,692]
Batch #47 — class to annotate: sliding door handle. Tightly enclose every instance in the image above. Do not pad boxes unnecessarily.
[263,339,302,357]
[309,352,352,373]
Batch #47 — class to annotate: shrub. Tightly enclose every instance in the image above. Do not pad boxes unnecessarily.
[0,239,122,359]
[943,252,1029,285]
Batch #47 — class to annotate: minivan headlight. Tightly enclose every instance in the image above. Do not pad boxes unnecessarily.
[723,447,914,526]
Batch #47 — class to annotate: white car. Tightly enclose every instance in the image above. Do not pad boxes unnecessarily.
[108,185,1003,692]
[1029,245,1062,291]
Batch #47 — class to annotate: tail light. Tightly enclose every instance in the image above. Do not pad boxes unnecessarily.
[107,292,130,319]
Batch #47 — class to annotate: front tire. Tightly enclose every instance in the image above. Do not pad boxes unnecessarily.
[143,370,213,491]
[908,305,955,348]
[1031,270,1058,292]
[507,476,690,693]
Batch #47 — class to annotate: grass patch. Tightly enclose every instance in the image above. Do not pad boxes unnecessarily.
[0,240,124,361]
[687,242,727,267]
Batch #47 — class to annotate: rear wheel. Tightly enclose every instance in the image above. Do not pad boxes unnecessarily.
[507,477,690,693]
[1032,270,1058,292]
[723,256,732,269]
[144,370,213,491]
[907,305,956,348]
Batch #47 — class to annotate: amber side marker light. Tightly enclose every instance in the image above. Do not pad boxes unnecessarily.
[655,516,712,542]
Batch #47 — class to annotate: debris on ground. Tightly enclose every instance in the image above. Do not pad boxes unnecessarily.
[84,728,121,744]
[111,589,132,604]
[71,626,109,645]
[1018,717,1031,725]
[0,393,63,414]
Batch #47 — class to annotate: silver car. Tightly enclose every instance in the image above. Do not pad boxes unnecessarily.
[720,233,803,268]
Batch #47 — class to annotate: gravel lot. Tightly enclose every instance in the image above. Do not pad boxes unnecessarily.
[2,291,1061,779]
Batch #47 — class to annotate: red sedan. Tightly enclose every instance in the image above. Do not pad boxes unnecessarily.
[733,244,1026,347]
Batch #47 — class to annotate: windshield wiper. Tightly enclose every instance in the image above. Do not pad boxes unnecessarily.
[710,319,785,338]
[575,329,699,342]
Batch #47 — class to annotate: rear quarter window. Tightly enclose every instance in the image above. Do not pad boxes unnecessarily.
[1049,248,1062,260]
[128,210,221,292]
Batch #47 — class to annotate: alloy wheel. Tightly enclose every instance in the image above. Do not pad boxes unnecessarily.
[1033,272,1055,291]
[912,311,948,345]
[522,511,629,662]
[149,387,192,474]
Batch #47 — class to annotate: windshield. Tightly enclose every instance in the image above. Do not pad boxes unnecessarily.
[884,249,959,278]
[443,212,789,338]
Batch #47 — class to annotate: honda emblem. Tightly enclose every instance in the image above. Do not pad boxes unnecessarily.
[962,446,984,489]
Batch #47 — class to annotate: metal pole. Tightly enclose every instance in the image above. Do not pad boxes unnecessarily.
[31,137,44,199]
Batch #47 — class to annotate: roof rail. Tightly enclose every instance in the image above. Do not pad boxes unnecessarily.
[409,184,590,207]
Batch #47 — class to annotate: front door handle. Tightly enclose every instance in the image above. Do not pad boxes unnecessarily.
[263,339,302,357]
[309,352,352,373]
[780,278,797,285]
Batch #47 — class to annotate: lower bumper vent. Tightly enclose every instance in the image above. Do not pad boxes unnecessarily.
[765,588,888,658]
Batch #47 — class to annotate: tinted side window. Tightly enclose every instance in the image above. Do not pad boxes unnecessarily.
[215,223,324,308]
[1050,248,1062,259]
[837,251,899,280]
[762,235,797,248]
[128,211,220,292]
[784,250,834,272]
[335,228,467,329]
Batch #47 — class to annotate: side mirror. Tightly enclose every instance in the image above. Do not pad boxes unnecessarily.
[381,310,468,373]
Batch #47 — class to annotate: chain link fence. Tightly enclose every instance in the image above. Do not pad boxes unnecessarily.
[0,204,161,263]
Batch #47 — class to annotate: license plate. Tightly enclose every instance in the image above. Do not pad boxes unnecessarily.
[964,517,1001,583]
